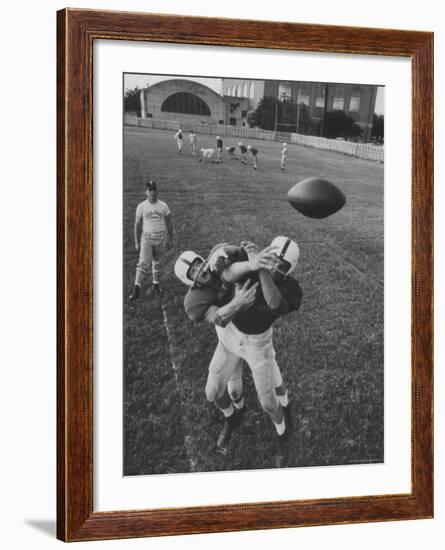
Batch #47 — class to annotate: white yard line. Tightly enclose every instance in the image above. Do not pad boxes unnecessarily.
[160,300,198,471]
[160,302,180,372]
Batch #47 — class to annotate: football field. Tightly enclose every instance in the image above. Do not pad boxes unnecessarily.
[123,126,384,475]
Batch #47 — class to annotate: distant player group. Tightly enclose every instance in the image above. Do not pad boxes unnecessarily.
[174,128,288,171]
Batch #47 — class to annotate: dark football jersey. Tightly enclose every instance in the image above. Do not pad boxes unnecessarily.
[231,276,302,334]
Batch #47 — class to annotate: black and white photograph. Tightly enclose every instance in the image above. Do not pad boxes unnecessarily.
[123,73,385,476]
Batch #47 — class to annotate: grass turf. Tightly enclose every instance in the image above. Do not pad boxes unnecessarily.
[123,127,384,475]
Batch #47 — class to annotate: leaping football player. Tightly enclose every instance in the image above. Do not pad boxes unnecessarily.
[129,181,173,300]
[174,238,302,467]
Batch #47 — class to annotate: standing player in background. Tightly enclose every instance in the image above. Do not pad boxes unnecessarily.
[174,128,184,154]
[247,145,259,170]
[216,135,223,164]
[129,181,173,300]
[189,131,197,156]
[280,142,288,171]
[238,142,248,164]
[226,145,236,160]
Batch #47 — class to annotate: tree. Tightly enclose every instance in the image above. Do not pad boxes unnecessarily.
[247,96,317,134]
[372,114,384,142]
[247,96,281,130]
[323,111,362,140]
[124,87,142,116]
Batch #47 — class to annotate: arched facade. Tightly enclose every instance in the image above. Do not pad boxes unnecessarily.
[161,92,211,116]
[142,79,225,123]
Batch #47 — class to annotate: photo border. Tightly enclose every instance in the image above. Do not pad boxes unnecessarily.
[57,8,433,542]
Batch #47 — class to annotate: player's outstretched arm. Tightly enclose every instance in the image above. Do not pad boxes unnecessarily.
[134,205,143,250]
[222,243,278,283]
[204,279,258,327]
[258,270,288,313]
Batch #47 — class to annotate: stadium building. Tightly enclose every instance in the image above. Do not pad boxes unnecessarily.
[221,79,378,140]
[138,79,248,127]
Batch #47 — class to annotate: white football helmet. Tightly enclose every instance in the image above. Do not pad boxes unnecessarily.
[282,142,287,147]
[238,141,243,146]
[269,236,300,277]
[174,251,205,287]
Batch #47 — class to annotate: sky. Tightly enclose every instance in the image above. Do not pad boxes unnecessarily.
[124,73,384,115]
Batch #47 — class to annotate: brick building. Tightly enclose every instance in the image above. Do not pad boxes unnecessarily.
[221,78,378,141]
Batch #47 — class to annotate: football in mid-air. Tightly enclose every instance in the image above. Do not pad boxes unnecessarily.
[287,177,346,219]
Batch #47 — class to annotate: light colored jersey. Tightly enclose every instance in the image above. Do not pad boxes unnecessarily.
[201,148,215,159]
[136,199,170,237]
[189,133,197,143]
[281,147,288,159]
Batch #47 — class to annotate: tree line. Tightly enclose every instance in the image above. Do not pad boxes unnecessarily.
[247,96,384,142]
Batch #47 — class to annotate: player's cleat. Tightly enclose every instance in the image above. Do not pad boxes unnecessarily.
[275,406,294,468]
[275,429,291,468]
[282,404,294,433]
[128,285,140,301]
[152,283,163,296]
[217,408,245,454]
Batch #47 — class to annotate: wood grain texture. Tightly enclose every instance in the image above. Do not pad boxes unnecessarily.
[57,8,434,542]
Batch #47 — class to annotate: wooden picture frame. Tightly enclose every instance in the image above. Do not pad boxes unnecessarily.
[57,8,433,542]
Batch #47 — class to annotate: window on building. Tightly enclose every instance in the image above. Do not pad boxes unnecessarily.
[218,120,224,124]
[249,81,255,99]
[241,110,247,118]
[349,90,361,112]
[332,96,345,110]
[315,85,326,109]
[332,85,346,111]
[230,117,236,126]
[278,82,292,102]
[298,93,310,106]
[161,92,211,116]
[146,113,153,118]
